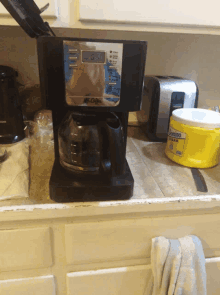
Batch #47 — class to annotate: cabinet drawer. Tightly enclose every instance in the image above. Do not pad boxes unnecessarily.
[66,265,150,295]
[206,258,220,295]
[0,227,52,271]
[0,275,55,295]
[65,213,220,265]
[66,259,220,295]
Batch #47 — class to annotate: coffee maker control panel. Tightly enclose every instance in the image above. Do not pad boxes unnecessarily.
[63,41,123,107]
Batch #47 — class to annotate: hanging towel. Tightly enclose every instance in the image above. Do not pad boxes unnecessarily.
[145,235,207,295]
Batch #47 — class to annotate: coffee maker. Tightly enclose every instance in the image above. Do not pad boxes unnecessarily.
[0,65,25,144]
[1,0,147,202]
[39,37,147,202]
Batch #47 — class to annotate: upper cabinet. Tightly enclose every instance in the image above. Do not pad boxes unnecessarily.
[79,0,220,27]
[0,0,58,19]
[77,0,220,35]
[0,0,69,28]
[1,0,220,35]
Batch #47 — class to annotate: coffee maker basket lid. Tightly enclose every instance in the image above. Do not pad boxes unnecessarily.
[1,0,51,38]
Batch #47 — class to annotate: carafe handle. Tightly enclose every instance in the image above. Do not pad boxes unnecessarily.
[98,113,124,176]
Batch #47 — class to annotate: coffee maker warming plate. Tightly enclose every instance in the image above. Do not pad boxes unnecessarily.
[63,41,123,107]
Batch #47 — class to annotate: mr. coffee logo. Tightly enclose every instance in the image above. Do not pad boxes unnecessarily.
[168,127,186,139]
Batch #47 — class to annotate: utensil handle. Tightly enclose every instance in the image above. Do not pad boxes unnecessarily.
[191,168,208,193]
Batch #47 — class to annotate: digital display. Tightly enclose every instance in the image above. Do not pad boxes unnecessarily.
[82,51,106,63]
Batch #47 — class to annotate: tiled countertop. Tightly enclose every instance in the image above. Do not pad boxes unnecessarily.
[127,127,220,198]
[0,126,220,208]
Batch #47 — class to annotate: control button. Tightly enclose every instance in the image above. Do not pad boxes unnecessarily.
[69,64,77,68]
[69,49,78,53]
[69,56,78,60]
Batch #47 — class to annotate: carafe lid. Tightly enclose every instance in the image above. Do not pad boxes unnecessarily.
[1,0,52,38]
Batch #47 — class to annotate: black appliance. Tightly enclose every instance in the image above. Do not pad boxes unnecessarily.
[137,76,198,142]
[0,65,25,144]
[1,0,147,202]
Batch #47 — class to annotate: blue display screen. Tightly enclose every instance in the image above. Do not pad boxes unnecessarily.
[82,51,105,63]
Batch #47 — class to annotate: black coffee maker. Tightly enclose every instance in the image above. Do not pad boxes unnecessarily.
[0,65,25,144]
[40,38,147,202]
[1,0,147,202]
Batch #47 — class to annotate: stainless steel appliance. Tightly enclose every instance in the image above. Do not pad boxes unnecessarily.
[1,0,147,202]
[137,76,198,142]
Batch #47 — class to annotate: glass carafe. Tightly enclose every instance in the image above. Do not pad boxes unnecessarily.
[58,111,125,175]
[58,112,101,174]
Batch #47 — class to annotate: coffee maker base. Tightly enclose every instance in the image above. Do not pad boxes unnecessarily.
[49,160,134,202]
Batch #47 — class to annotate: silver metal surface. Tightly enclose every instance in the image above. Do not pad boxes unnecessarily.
[156,77,197,138]
[63,41,123,107]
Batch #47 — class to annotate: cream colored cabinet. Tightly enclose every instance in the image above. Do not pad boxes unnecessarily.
[0,0,58,18]
[206,259,220,295]
[0,227,52,272]
[0,199,219,294]
[67,262,220,295]
[79,0,220,28]
[0,275,56,295]
[0,0,69,27]
[67,266,151,295]
[1,0,220,35]
[76,0,220,35]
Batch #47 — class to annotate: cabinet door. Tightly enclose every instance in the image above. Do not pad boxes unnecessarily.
[0,227,53,272]
[0,275,56,295]
[206,258,220,295]
[67,265,152,295]
[79,0,220,28]
[67,258,220,295]
[0,0,58,19]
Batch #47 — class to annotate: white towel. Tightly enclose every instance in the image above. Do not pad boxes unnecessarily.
[145,235,206,295]
[0,139,29,200]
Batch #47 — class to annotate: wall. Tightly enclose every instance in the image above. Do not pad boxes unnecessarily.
[0,25,220,108]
